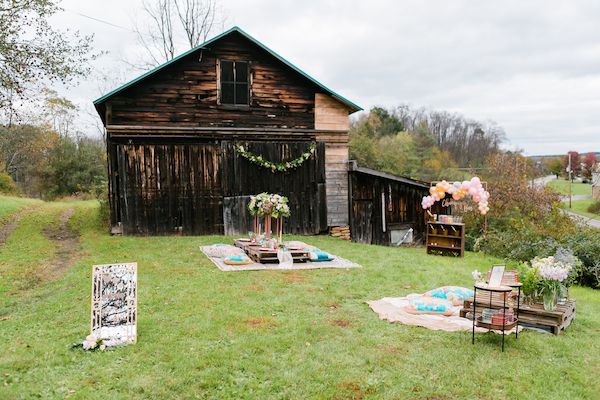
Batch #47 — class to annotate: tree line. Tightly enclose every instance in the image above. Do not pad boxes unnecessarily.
[349,105,505,181]
[0,90,106,198]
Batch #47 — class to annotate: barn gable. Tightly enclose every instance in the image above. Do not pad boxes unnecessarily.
[94,26,360,129]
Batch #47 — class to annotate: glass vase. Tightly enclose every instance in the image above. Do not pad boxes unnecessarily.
[557,284,568,305]
[543,288,557,311]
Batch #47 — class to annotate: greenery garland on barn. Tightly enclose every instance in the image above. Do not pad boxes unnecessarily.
[236,143,317,173]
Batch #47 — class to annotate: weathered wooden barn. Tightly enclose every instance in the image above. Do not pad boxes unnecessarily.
[348,162,433,245]
[94,27,362,235]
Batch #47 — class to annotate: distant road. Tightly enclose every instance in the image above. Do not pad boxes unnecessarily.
[533,175,557,188]
[562,210,600,229]
[535,175,599,229]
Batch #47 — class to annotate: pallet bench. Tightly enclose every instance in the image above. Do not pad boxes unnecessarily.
[461,298,576,335]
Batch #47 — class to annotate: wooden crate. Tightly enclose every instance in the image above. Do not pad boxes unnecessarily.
[460,298,576,335]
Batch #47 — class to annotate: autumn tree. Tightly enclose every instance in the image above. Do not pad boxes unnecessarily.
[0,0,98,117]
[582,152,598,180]
[544,156,563,178]
[349,106,503,180]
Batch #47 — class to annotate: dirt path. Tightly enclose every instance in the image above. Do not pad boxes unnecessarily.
[0,206,39,246]
[40,208,81,281]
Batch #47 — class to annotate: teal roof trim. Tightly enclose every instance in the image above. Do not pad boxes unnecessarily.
[93,26,362,112]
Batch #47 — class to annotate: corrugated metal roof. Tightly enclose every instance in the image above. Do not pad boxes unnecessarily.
[93,26,362,112]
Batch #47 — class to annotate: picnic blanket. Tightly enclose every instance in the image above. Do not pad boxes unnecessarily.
[368,293,521,334]
[200,245,361,271]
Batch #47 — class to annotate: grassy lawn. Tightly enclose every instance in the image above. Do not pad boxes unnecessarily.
[1,200,599,399]
[562,200,600,220]
[547,179,592,197]
[0,194,43,223]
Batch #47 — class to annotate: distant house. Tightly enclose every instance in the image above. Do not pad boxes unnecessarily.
[94,27,361,235]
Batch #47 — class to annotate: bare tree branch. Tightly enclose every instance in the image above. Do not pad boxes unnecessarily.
[131,0,224,69]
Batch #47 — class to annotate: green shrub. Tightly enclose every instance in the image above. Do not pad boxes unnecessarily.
[567,229,600,288]
[482,227,599,289]
[587,200,600,215]
[0,172,17,193]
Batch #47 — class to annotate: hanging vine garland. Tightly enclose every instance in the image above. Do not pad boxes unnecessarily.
[236,143,317,173]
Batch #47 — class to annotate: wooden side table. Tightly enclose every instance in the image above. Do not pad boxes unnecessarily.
[471,282,522,352]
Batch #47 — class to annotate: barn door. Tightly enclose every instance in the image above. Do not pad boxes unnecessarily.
[350,201,373,243]
[113,142,223,235]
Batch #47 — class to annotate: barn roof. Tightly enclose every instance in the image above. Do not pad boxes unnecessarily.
[93,26,362,113]
[348,161,430,189]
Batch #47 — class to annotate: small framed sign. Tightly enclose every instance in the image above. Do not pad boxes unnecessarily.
[488,265,505,288]
[91,263,137,346]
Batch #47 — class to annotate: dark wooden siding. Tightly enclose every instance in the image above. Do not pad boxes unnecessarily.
[109,140,223,235]
[107,137,326,235]
[221,141,326,235]
[107,31,317,129]
[349,172,432,245]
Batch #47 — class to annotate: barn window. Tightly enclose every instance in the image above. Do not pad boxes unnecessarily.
[219,60,249,105]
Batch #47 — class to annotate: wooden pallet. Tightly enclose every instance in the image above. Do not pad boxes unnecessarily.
[461,298,576,335]
[234,239,310,264]
[245,246,309,264]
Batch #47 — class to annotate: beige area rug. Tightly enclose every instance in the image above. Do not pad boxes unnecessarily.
[368,295,521,334]
[200,246,361,272]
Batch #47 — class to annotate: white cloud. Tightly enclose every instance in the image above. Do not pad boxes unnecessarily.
[49,0,600,155]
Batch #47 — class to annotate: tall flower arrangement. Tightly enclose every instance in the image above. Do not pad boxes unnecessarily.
[248,193,290,242]
[525,255,576,310]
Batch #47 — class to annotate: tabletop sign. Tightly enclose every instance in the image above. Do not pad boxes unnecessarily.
[91,263,137,346]
[488,265,505,288]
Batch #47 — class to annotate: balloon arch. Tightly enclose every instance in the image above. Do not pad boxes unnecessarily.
[421,177,490,215]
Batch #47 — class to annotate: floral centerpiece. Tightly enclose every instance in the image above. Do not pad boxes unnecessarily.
[248,193,290,242]
[522,250,579,310]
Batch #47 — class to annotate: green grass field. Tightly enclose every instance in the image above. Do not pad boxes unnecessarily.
[0,194,42,223]
[1,197,599,399]
[563,199,600,220]
[547,179,592,197]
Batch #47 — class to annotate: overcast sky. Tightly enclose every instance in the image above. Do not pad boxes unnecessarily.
[50,0,600,155]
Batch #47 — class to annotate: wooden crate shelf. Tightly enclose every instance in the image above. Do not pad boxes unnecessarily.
[425,222,464,257]
[461,298,576,335]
